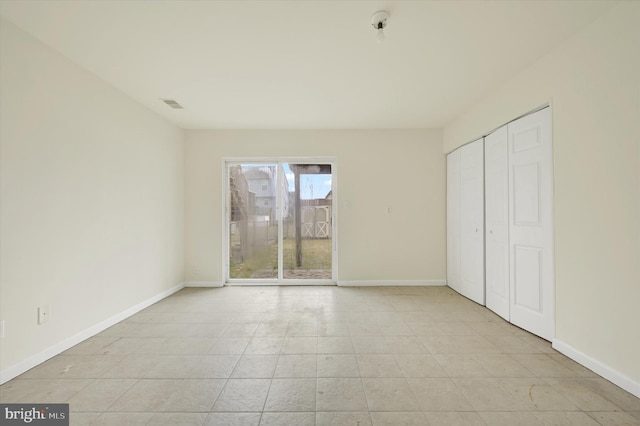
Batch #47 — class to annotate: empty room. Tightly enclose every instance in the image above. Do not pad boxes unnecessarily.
[0,1,639,425]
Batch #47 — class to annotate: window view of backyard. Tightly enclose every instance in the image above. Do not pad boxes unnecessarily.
[229,163,332,280]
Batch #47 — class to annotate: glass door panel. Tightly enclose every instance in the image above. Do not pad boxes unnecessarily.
[282,164,332,280]
[228,163,279,279]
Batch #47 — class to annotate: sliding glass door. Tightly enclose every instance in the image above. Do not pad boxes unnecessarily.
[226,160,334,284]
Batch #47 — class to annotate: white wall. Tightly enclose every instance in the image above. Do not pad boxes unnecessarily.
[185,129,445,284]
[0,19,185,378]
[444,3,640,390]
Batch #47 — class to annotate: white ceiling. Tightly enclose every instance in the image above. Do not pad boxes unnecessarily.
[0,1,616,129]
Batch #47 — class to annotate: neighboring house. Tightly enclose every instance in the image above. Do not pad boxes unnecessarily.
[243,166,289,221]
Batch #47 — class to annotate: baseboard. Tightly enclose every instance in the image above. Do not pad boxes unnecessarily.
[552,338,640,398]
[0,282,185,385]
[338,280,447,287]
[184,281,224,287]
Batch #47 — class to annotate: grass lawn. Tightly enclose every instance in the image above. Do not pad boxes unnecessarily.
[230,238,331,279]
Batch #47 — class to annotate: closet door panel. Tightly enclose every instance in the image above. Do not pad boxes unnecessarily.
[446,150,462,292]
[460,139,485,305]
[508,107,554,340]
[485,126,510,320]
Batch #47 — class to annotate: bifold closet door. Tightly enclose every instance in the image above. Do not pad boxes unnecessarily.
[446,150,462,293]
[508,107,554,340]
[485,126,510,320]
[460,139,485,305]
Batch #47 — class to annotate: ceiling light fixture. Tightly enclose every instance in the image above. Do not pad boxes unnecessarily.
[370,10,389,44]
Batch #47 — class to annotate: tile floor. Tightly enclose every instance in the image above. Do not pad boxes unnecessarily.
[1,286,639,425]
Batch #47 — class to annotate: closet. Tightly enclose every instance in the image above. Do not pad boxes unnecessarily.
[447,107,554,340]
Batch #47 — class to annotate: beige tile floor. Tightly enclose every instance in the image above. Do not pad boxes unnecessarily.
[1,286,639,425]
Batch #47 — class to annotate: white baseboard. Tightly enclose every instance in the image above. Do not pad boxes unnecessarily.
[338,280,446,287]
[0,282,185,385]
[552,338,640,398]
[184,280,448,288]
[184,281,224,287]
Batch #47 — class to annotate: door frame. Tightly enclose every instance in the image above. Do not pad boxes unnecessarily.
[223,157,337,285]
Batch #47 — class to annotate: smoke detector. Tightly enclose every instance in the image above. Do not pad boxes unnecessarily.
[370,10,390,44]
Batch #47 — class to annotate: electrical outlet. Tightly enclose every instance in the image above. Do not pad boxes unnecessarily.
[38,305,50,324]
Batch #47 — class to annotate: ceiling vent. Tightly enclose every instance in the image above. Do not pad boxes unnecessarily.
[160,99,183,109]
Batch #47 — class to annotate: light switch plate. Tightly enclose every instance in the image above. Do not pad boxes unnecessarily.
[38,305,50,324]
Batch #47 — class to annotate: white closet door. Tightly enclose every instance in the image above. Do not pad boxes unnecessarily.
[460,139,485,305]
[485,126,510,320]
[508,107,554,340]
[446,150,462,293]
